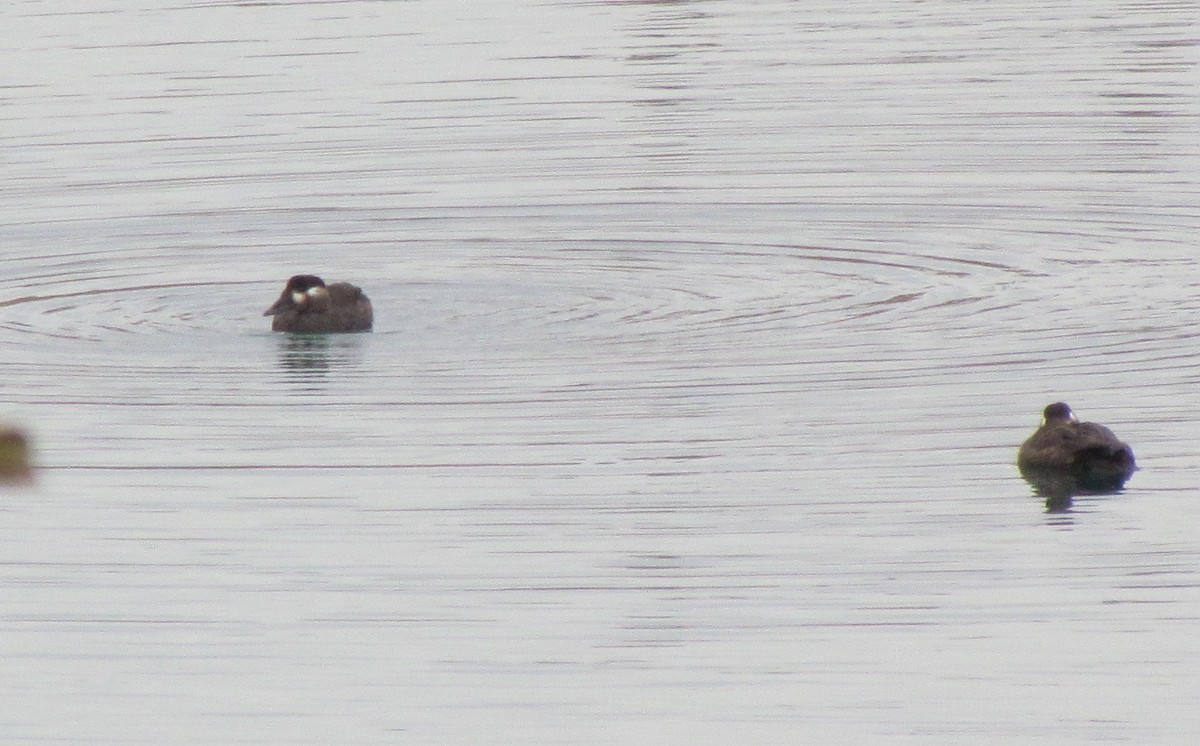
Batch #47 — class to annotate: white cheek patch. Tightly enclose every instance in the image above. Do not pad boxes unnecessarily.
[292,291,307,305]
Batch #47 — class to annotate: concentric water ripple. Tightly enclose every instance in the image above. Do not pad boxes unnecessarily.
[0,238,1034,341]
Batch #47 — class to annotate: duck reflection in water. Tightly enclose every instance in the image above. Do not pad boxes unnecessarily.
[1017,402,1136,510]
[264,275,373,333]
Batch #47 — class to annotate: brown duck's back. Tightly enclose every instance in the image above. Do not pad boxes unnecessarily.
[326,282,368,306]
[1018,419,1135,482]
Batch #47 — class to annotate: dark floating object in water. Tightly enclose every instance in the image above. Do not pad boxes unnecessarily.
[1017,402,1136,497]
[263,275,373,333]
[0,426,33,484]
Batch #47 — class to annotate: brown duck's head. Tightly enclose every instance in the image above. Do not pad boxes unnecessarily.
[1042,402,1078,425]
[263,275,329,317]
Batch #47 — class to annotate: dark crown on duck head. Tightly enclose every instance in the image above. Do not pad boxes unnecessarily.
[285,274,326,292]
[1043,402,1078,424]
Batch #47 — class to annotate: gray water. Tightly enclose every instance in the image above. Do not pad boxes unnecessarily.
[2,0,1199,742]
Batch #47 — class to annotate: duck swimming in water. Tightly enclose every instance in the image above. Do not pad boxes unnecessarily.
[264,275,373,333]
[1017,402,1136,492]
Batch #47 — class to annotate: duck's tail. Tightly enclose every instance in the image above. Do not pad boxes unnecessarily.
[1072,445,1136,490]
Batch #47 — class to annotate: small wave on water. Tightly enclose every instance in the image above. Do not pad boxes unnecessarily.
[0,279,246,342]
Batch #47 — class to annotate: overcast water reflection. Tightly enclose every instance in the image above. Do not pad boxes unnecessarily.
[2,0,1199,742]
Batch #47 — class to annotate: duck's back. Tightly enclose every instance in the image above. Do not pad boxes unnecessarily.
[327,283,373,331]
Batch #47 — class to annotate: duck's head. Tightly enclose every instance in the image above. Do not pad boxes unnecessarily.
[264,275,330,317]
[1042,402,1078,425]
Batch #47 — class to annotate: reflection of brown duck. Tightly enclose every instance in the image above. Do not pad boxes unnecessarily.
[263,275,373,333]
[1018,402,1136,492]
[0,427,33,484]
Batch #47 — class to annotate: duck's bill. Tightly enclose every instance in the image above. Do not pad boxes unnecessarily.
[263,298,289,316]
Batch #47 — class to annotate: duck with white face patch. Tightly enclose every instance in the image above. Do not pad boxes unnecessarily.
[263,275,373,333]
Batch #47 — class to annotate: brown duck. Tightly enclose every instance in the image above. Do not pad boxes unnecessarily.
[264,275,373,333]
[1017,402,1136,491]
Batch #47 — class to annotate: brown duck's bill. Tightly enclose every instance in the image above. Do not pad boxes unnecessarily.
[263,297,291,316]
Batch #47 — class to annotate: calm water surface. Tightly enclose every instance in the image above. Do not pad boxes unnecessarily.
[2,0,1199,742]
